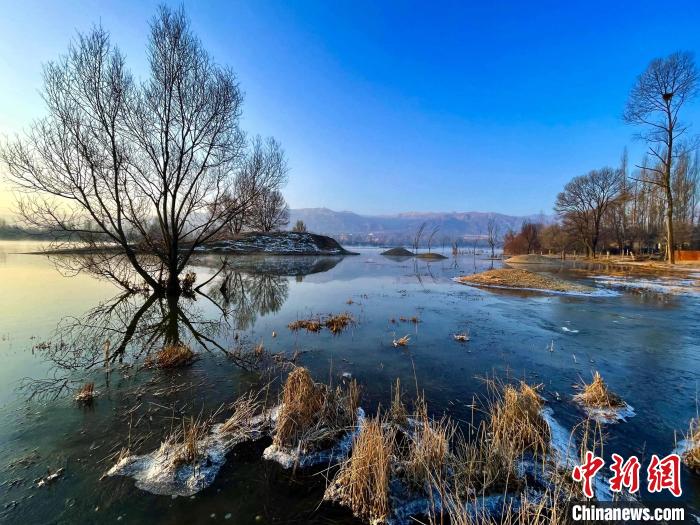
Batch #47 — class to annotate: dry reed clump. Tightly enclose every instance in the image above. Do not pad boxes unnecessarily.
[288,318,322,332]
[288,313,355,334]
[273,367,359,453]
[389,378,408,427]
[329,415,393,524]
[74,382,96,404]
[147,342,195,368]
[181,271,197,294]
[172,415,210,467]
[682,418,700,471]
[393,335,410,347]
[325,313,354,334]
[573,372,625,408]
[220,392,264,435]
[488,382,550,459]
[406,414,454,489]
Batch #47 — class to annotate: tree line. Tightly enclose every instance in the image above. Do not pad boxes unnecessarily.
[505,52,700,262]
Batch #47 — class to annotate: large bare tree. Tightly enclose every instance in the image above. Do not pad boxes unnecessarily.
[1,7,285,296]
[624,52,698,263]
[555,167,624,257]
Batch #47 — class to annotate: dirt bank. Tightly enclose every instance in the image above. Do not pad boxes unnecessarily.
[457,268,593,293]
[505,254,560,264]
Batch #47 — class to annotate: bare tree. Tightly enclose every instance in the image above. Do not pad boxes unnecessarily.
[292,220,307,233]
[0,7,288,296]
[624,51,698,263]
[224,135,288,235]
[521,221,540,254]
[247,188,289,232]
[486,215,499,258]
[555,167,624,257]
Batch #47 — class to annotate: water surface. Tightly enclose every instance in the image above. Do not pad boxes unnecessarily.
[0,241,698,523]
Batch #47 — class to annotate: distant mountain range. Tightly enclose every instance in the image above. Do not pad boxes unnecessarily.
[288,208,553,246]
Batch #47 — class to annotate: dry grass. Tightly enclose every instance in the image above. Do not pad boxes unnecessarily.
[488,381,550,459]
[254,341,265,357]
[406,414,454,488]
[330,415,393,523]
[327,378,584,525]
[393,335,411,347]
[273,367,359,453]
[389,378,408,427]
[147,342,195,368]
[573,372,625,408]
[74,382,95,404]
[172,415,210,467]
[220,392,264,435]
[288,313,355,334]
[325,313,354,334]
[288,319,322,332]
[682,418,700,471]
[181,271,197,293]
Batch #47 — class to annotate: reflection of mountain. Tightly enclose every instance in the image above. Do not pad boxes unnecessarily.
[194,254,346,277]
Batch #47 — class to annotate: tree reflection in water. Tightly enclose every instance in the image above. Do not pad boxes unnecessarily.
[23,253,345,400]
[23,269,290,400]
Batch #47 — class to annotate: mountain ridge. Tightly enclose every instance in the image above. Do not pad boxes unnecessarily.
[288,207,553,245]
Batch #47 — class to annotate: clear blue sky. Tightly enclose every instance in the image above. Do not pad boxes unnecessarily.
[2,1,700,216]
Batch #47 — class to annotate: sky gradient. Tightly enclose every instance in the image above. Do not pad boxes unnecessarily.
[2,0,700,217]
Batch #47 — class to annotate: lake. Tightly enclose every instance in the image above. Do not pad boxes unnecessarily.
[0,240,699,523]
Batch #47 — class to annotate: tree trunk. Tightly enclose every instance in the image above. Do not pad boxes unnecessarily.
[666,189,675,263]
[665,114,676,264]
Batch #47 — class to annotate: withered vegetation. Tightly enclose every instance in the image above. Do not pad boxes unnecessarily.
[573,372,626,408]
[146,342,195,369]
[272,367,360,454]
[288,313,355,334]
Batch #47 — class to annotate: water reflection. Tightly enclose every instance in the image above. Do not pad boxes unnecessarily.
[22,264,304,400]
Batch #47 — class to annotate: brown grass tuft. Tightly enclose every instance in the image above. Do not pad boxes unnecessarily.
[325,313,354,334]
[74,382,95,404]
[147,342,194,368]
[172,415,210,466]
[331,416,393,523]
[288,319,322,332]
[393,335,410,347]
[407,414,454,488]
[273,367,359,453]
[573,372,625,408]
[220,392,264,436]
[683,418,700,471]
[389,378,408,427]
[488,381,550,458]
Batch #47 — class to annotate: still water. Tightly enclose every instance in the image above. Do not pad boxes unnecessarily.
[0,240,698,523]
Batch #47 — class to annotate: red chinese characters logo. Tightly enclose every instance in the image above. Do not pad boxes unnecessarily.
[647,454,682,497]
[572,453,681,498]
[572,451,605,498]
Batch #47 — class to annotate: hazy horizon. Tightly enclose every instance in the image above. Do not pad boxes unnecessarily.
[2,0,700,218]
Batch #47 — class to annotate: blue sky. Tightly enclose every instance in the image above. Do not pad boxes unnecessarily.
[2,1,700,216]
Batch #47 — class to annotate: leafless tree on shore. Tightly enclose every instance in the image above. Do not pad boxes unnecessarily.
[555,167,624,257]
[624,51,698,263]
[1,7,284,295]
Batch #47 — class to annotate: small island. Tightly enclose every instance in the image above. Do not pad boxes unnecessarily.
[457,268,593,293]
